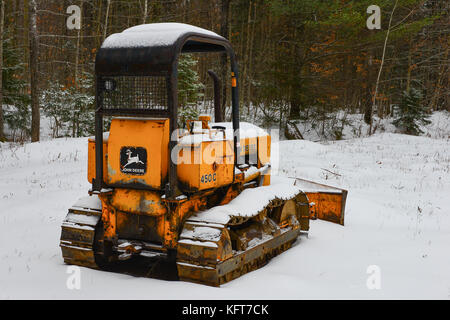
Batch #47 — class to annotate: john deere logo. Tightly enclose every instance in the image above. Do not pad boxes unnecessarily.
[120,147,147,175]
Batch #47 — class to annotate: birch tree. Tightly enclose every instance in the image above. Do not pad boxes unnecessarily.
[368,0,398,135]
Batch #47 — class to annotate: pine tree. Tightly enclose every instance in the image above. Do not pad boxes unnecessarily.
[2,34,31,141]
[41,73,94,138]
[177,54,204,128]
[41,81,73,138]
[392,88,431,135]
[70,73,95,137]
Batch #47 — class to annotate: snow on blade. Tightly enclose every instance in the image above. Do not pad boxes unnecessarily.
[293,178,343,194]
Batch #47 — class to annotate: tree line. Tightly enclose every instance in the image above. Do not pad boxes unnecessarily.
[0,0,448,142]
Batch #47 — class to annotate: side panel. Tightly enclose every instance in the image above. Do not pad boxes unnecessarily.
[199,140,234,190]
[177,140,234,192]
[177,145,200,191]
[258,134,271,186]
[87,138,108,184]
[257,135,271,166]
[100,188,167,244]
[107,118,169,189]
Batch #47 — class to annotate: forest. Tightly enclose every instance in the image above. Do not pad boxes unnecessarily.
[0,0,448,142]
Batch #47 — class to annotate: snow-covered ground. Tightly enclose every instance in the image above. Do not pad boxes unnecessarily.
[0,119,449,299]
[292,110,450,141]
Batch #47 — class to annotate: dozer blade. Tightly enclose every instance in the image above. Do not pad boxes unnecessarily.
[60,196,102,269]
[293,177,347,225]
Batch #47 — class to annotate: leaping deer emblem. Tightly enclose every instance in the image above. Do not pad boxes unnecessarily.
[123,149,144,168]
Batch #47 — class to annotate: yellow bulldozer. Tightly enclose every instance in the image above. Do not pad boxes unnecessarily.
[60,23,347,286]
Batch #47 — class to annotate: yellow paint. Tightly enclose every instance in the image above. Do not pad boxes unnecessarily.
[109,188,166,216]
[107,118,169,189]
[87,138,108,184]
[306,192,344,225]
[177,140,234,192]
[86,116,296,251]
[257,135,271,166]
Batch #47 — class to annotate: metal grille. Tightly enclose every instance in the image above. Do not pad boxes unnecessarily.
[98,76,168,112]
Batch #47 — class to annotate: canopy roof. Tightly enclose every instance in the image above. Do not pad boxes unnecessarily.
[96,23,231,76]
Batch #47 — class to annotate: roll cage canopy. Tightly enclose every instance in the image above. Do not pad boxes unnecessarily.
[96,23,231,75]
[93,23,241,198]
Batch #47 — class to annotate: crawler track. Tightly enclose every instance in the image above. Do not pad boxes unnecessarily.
[60,180,311,287]
[176,191,309,286]
[177,226,300,286]
[60,204,102,269]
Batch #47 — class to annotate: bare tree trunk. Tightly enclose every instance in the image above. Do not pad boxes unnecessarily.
[246,2,256,111]
[406,38,413,92]
[370,0,398,135]
[103,0,111,41]
[73,1,83,138]
[142,0,148,24]
[96,0,103,47]
[29,0,40,142]
[242,0,252,113]
[241,1,256,113]
[19,0,26,53]
[430,46,448,111]
[0,0,5,141]
[364,54,373,124]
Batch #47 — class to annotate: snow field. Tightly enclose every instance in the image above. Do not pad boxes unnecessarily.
[0,126,449,299]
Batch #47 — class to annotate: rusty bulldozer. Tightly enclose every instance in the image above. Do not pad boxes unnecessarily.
[60,23,347,286]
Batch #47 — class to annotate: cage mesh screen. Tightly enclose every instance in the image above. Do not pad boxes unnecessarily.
[98,76,168,111]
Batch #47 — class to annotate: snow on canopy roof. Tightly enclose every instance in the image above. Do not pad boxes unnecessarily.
[96,23,231,75]
[102,22,226,49]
